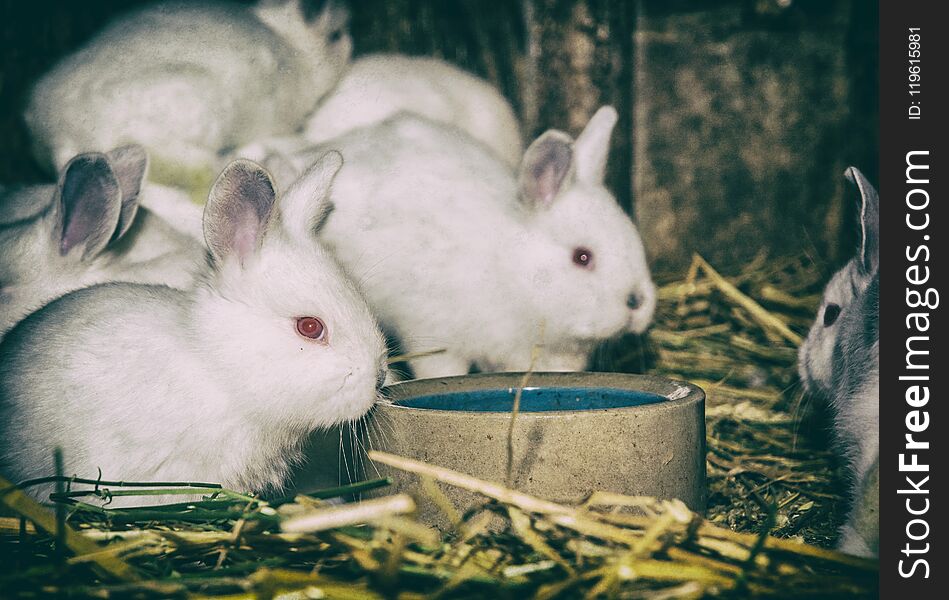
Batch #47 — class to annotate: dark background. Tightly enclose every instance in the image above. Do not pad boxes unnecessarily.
[0,0,878,272]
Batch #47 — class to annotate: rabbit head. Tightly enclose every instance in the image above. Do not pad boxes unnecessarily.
[195,151,388,428]
[516,106,656,343]
[799,167,880,397]
[0,146,147,334]
[254,0,352,100]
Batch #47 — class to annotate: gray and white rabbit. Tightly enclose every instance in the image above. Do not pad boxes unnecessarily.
[257,106,655,378]
[798,166,879,557]
[0,145,206,335]
[25,0,351,184]
[0,152,388,502]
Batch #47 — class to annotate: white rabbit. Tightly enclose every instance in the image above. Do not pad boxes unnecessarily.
[0,145,206,336]
[0,152,388,502]
[234,53,523,171]
[798,166,879,557]
[305,53,523,168]
[25,0,351,185]
[259,106,655,379]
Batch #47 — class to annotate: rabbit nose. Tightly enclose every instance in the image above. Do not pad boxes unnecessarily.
[627,293,642,310]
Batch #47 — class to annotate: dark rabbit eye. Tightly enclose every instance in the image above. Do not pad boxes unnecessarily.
[572,247,594,269]
[329,28,344,43]
[296,316,327,341]
[823,304,841,327]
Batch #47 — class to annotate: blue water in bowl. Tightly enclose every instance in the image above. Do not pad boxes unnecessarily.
[396,386,667,412]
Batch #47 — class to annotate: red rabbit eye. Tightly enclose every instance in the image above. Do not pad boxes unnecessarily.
[296,317,327,341]
[572,247,594,268]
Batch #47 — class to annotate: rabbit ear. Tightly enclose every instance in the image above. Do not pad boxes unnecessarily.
[105,145,148,241]
[279,150,343,242]
[53,153,123,260]
[518,131,574,209]
[845,167,879,275]
[573,106,618,184]
[205,160,277,265]
[262,150,305,188]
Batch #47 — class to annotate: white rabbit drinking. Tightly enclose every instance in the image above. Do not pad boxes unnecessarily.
[0,145,206,335]
[0,152,388,502]
[260,106,655,378]
[798,166,879,557]
[25,0,351,186]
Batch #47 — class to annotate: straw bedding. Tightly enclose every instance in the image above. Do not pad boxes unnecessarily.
[0,254,879,598]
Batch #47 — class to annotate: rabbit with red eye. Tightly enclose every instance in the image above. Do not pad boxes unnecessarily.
[0,151,388,503]
[25,0,351,182]
[0,145,206,336]
[240,53,523,170]
[262,106,655,378]
[798,166,879,557]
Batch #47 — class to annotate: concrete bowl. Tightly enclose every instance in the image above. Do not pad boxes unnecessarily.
[369,372,706,527]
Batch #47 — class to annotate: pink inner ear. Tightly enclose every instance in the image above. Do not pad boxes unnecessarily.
[61,207,109,255]
[523,136,572,208]
[535,164,563,206]
[231,208,263,260]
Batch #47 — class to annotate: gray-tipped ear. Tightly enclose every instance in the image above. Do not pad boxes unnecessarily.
[573,106,618,184]
[54,153,123,260]
[279,150,343,242]
[845,166,879,275]
[204,160,277,265]
[518,131,574,209]
[105,144,148,241]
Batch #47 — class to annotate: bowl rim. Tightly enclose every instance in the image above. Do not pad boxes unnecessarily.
[379,372,705,417]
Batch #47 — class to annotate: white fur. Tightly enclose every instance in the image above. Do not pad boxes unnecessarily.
[235,53,523,170]
[304,53,523,168]
[0,150,206,336]
[138,183,206,242]
[798,264,858,396]
[0,154,387,502]
[258,107,655,378]
[25,0,351,176]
